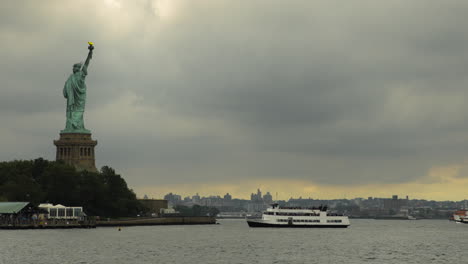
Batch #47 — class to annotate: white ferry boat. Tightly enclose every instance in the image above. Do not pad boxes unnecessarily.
[247,204,350,228]
[450,210,468,223]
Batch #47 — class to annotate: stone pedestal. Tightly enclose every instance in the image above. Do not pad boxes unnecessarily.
[54,133,98,172]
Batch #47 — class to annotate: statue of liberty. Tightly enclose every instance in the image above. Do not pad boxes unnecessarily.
[62,43,94,133]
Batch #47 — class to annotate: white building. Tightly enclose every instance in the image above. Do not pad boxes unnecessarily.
[38,204,84,220]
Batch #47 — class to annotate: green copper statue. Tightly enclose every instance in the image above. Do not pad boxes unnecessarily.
[61,43,94,134]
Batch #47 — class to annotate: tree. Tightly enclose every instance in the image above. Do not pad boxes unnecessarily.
[0,158,145,217]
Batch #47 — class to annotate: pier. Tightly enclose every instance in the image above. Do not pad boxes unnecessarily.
[0,219,96,229]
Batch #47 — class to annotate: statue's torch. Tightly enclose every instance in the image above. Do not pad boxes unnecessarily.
[88,42,94,50]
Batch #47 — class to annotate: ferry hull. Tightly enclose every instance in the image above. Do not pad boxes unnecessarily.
[247,220,349,228]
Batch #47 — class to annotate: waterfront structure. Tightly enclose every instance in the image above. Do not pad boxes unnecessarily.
[54,42,98,172]
[0,202,33,216]
[247,204,350,228]
[138,199,168,216]
[0,202,94,229]
[0,202,42,227]
[38,204,84,220]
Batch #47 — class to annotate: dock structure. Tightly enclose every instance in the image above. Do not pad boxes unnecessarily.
[0,202,96,229]
[0,221,96,229]
[0,202,216,229]
[97,216,216,227]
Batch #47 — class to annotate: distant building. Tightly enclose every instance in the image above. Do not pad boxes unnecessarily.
[224,193,232,201]
[192,193,201,204]
[164,193,182,206]
[263,192,273,204]
[247,189,268,212]
[201,196,223,207]
[383,195,408,212]
[251,189,263,202]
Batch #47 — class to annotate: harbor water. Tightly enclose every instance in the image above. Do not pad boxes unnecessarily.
[0,219,467,264]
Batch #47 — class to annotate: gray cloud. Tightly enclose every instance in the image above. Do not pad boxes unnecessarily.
[2,0,468,191]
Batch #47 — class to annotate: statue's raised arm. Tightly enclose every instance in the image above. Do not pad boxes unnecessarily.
[82,42,94,75]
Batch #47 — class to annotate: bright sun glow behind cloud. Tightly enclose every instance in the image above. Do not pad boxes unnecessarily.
[151,0,179,20]
[104,0,122,9]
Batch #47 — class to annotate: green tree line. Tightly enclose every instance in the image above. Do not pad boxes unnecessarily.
[0,158,145,217]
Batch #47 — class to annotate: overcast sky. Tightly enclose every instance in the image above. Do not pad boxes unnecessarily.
[2,0,468,200]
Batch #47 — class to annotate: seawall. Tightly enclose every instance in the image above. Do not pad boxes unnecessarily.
[97,216,216,227]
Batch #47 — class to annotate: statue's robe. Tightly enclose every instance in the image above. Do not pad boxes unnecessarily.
[63,70,87,131]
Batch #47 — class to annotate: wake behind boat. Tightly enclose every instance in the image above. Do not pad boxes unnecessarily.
[247,204,350,228]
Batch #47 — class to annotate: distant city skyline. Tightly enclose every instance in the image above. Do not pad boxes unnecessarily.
[142,188,466,203]
[157,190,467,219]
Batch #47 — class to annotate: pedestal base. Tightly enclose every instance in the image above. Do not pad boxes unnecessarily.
[53,133,98,172]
